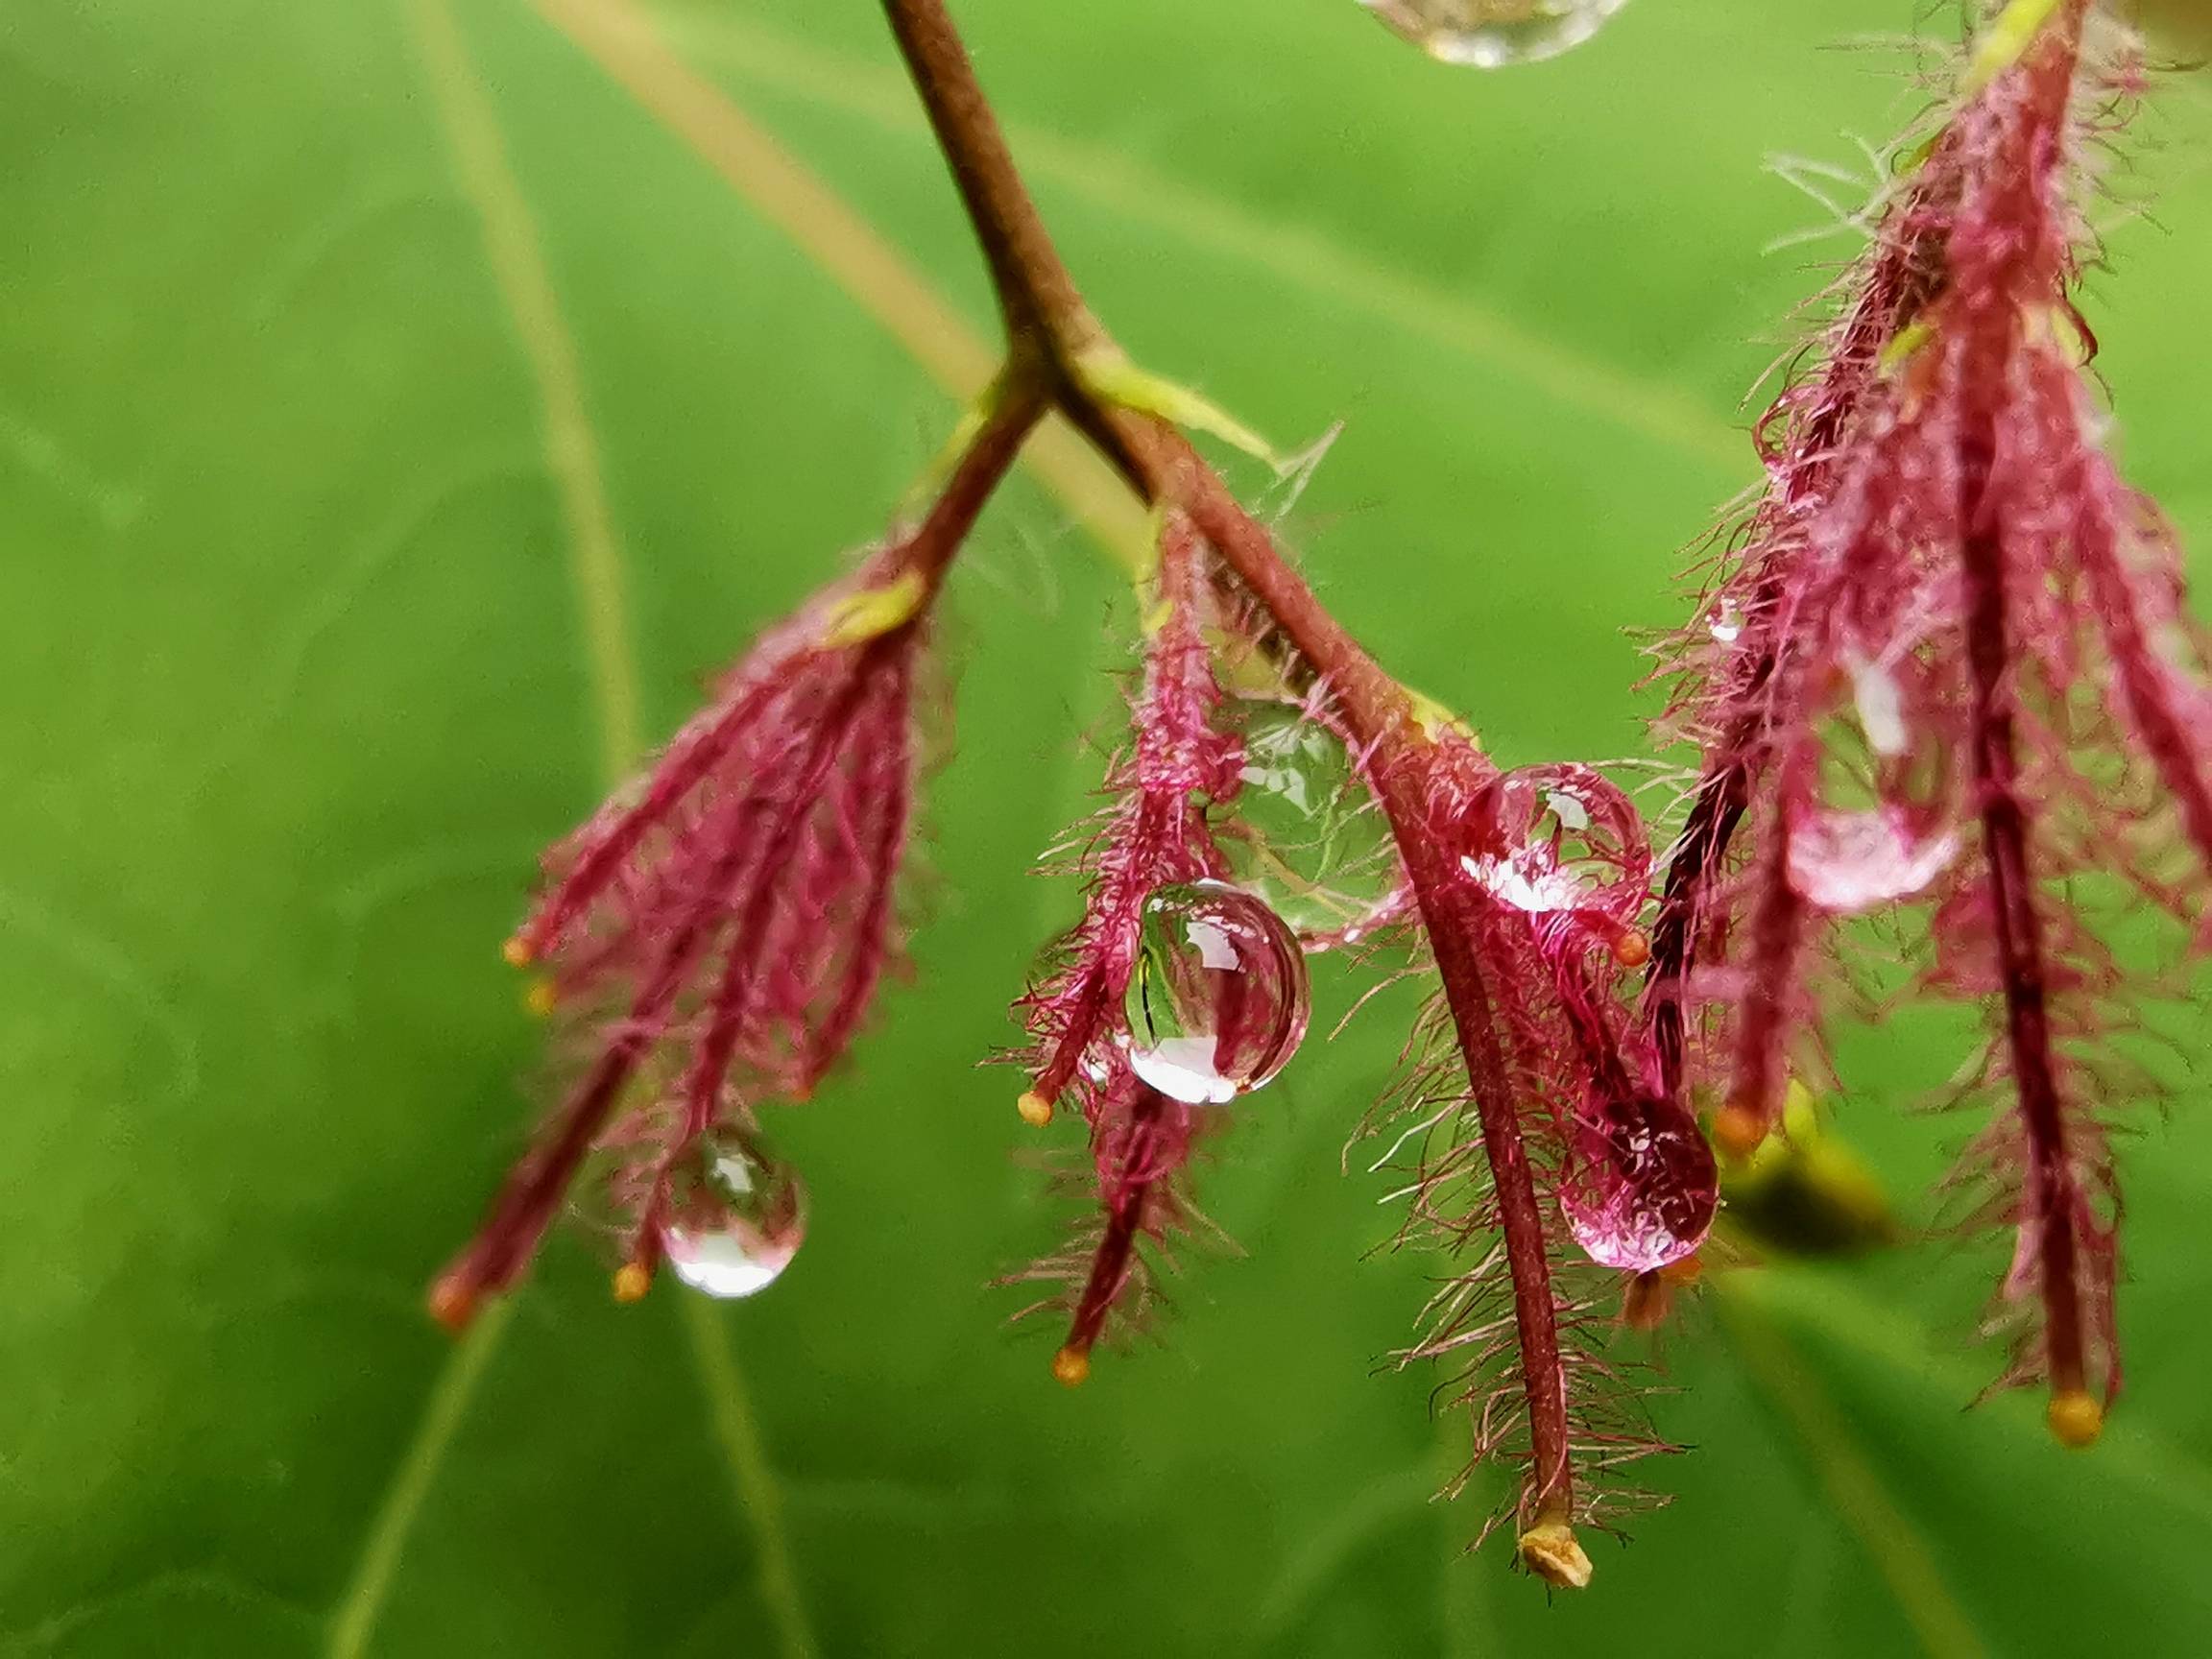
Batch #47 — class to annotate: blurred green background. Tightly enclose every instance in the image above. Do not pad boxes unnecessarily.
[6,0,2212,1653]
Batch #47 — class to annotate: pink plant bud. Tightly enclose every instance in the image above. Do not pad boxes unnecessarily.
[433,550,933,1327]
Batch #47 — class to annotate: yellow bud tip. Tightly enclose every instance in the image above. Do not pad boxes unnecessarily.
[1017,1091,1055,1128]
[523,979,558,1019]
[2048,1388,2104,1449]
[1051,1346,1091,1388]
[427,1276,477,1334]
[1611,927,1650,970]
[1518,1521,1593,1590]
[1712,1102,1768,1160]
[502,936,533,969]
[612,1262,653,1304]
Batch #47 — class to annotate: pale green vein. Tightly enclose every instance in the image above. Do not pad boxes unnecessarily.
[530,0,1148,572]
[326,1298,516,1659]
[1250,1461,1435,1647]
[653,3,1745,475]
[327,4,814,1656]
[1716,1284,1986,1659]
[678,1296,820,1659]
[404,0,637,782]
[1731,1264,2212,1526]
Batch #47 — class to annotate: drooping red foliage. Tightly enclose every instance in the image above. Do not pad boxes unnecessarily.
[1652,2,2211,1431]
[1008,515,1247,1365]
[433,554,930,1324]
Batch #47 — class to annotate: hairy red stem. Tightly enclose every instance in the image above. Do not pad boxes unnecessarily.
[880,0,1577,1551]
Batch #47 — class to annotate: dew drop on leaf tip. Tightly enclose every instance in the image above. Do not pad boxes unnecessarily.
[1122,880,1310,1105]
[659,1130,807,1299]
[1358,0,1631,69]
[1561,1089,1719,1274]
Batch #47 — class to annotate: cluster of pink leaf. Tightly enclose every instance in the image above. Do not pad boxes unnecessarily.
[1650,0,2212,1438]
[1005,517,1252,1381]
[432,554,926,1325]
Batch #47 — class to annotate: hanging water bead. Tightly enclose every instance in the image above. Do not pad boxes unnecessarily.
[1786,659,1962,914]
[1215,700,1395,940]
[1560,1090,1719,1273]
[1458,763,1651,932]
[1122,880,1310,1105]
[658,1129,807,1299]
[1358,0,1630,68]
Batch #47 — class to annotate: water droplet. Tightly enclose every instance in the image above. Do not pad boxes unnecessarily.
[1457,763,1650,926]
[1849,656,1909,758]
[1215,700,1394,939]
[1123,880,1310,1105]
[1787,658,1960,914]
[1561,1091,1718,1273]
[1359,0,1629,67]
[1708,598,1744,644]
[1787,802,1960,913]
[659,1130,806,1299]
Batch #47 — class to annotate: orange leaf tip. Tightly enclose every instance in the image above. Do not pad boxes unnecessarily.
[427,1275,477,1334]
[1712,1102,1768,1161]
[1017,1091,1054,1128]
[1051,1346,1091,1388]
[2048,1388,2104,1450]
[612,1262,653,1304]
[1518,1521,1593,1590]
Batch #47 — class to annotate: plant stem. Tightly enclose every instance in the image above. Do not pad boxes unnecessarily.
[878,0,1098,358]
[878,0,1579,1559]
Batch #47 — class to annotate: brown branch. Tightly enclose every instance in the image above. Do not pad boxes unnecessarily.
[878,0,1098,359]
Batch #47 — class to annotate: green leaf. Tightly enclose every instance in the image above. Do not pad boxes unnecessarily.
[6,0,2210,1653]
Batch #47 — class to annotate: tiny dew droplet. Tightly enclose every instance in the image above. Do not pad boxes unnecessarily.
[1560,1091,1719,1273]
[1215,700,1394,940]
[1458,763,1650,927]
[1708,598,1744,644]
[1787,655,1961,914]
[1123,880,1310,1105]
[1358,0,1630,68]
[659,1130,806,1300]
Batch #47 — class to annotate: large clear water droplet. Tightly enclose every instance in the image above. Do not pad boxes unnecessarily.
[1215,700,1395,940]
[1123,880,1310,1105]
[1561,1091,1718,1273]
[1359,0,1629,67]
[659,1130,806,1299]
[1787,658,1961,914]
[1458,763,1650,927]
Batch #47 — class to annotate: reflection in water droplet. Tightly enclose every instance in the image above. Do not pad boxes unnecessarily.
[1123,880,1310,1105]
[659,1130,806,1299]
[1788,803,1959,913]
[1561,1091,1718,1273]
[1788,658,1961,914]
[1358,0,1630,67]
[1849,657,1910,758]
[1709,598,1744,644]
[1457,763,1650,926]
[1216,701,1394,939]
